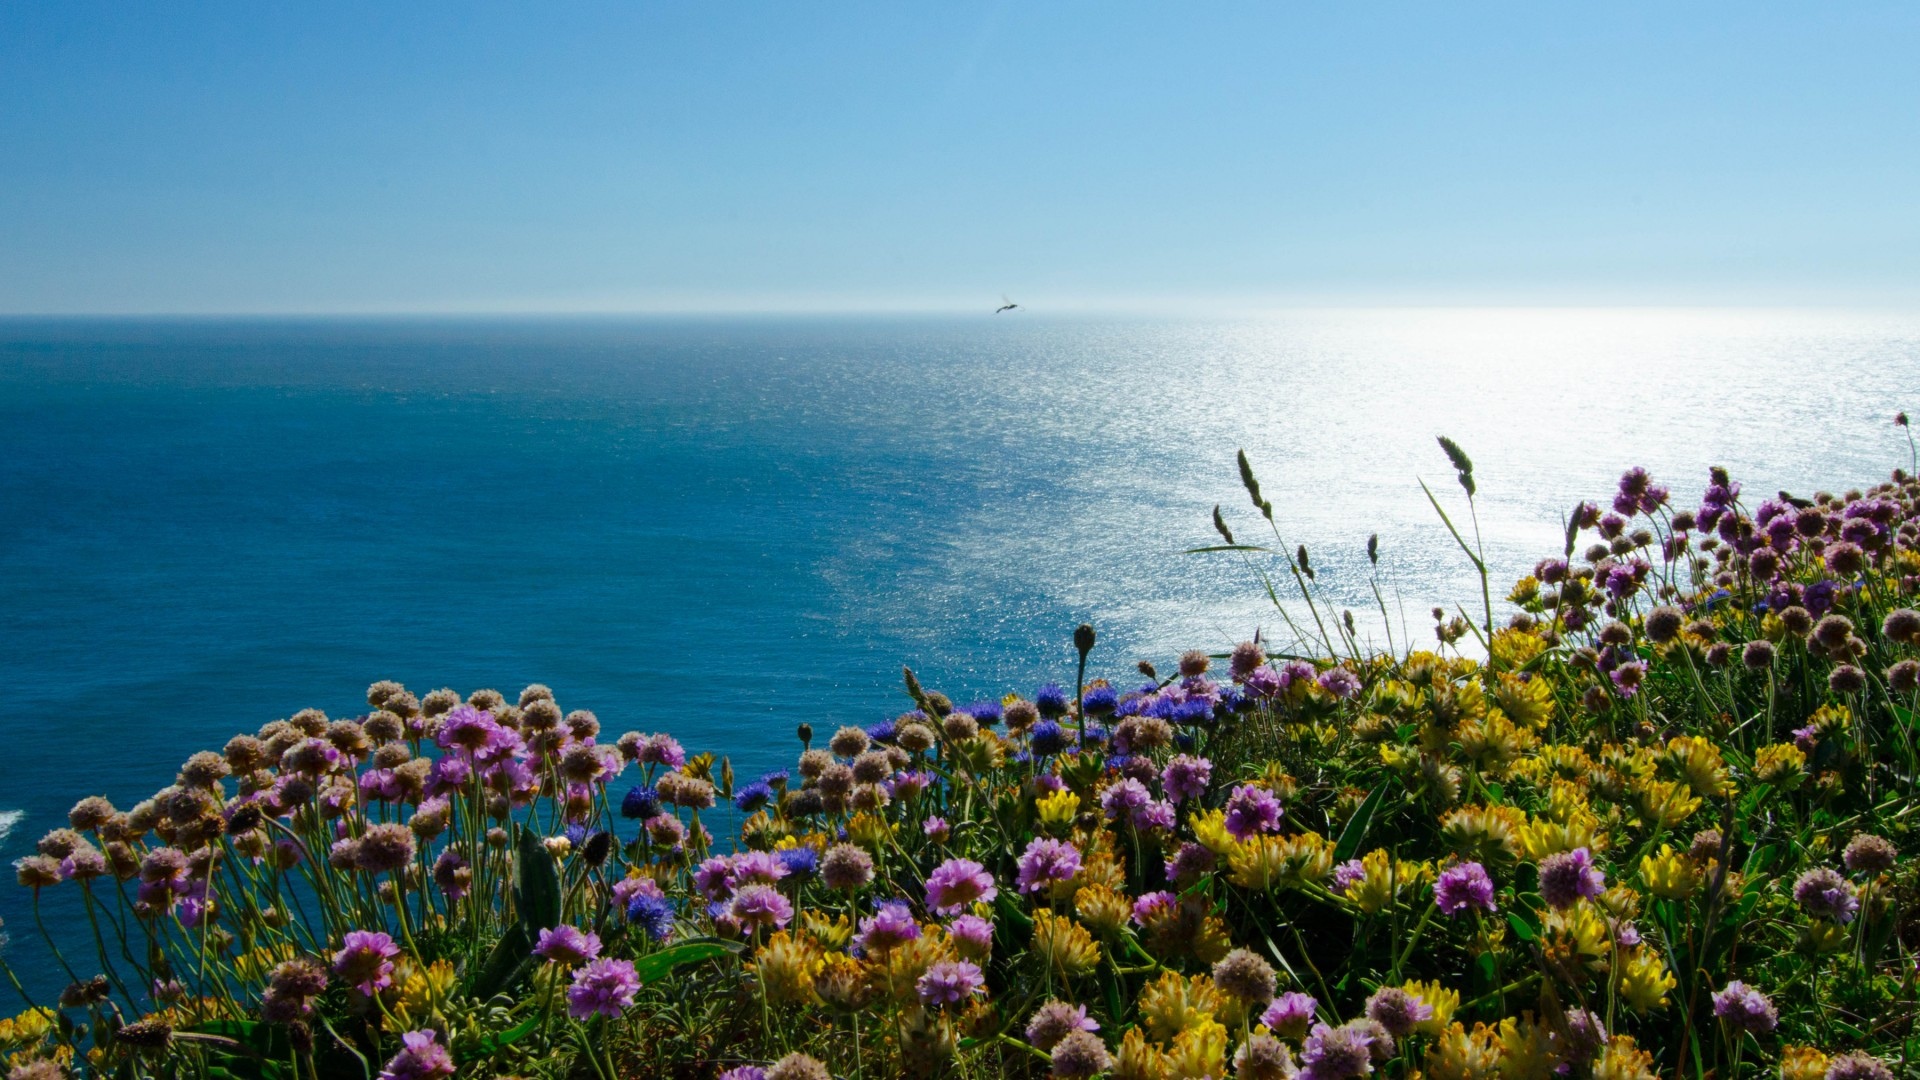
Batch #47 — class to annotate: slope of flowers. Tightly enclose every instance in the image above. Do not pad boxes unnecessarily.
[7,448,1920,1080]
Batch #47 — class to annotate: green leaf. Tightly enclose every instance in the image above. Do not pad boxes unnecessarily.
[1505,910,1538,943]
[514,826,562,932]
[632,940,742,983]
[474,1014,540,1055]
[1483,783,1505,803]
[1332,785,1387,863]
[469,922,534,1000]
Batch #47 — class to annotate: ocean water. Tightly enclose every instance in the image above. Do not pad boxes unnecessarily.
[0,309,1915,992]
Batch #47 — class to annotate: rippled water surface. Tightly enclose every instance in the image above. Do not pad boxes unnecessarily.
[0,310,1914,983]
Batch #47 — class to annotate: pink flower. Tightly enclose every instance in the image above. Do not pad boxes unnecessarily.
[916,960,986,1006]
[1016,838,1082,894]
[332,930,400,995]
[567,958,641,1019]
[729,883,793,931]
[534,925,602,966]
[924,858,997,916]
[379,1029,455,1080]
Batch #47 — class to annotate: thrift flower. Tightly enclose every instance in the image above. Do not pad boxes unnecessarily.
[1434,861,1497,915]
[333,931,401,996]
[924,857,997,916]
[566,958,641,1020]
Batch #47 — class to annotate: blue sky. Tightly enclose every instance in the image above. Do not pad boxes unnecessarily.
[2,3,1917,313]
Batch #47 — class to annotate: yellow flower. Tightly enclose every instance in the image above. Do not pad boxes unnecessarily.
[799,910,854,952]
[1503,577,1541,608]
[391,958,457,1027]
[1440,804,1525,863]
[1633,777,1702,830]
[1111,1027,1169,1080]
[879,930,955,1004]
[1401,980,1459,1036]
[1618,947,1676,1013]
[1036,788,1081,831]
[0,1008,54,1047]
[1073,883,1133,939]
[1032,911,1099,977]
[1229,832,1332,892]
[813,953,871,1011]
[1639,844,1698,900]
[1495,1013,1558,1079]
[1541,901,1613,976]
[1492,670,1553,727]
[1539,743,1596,782]
[1342,848,1432,915]
[1590,1034,1659,1080]
[1192,808,1237,856]
[752,930,825,1006]
[1660,735,1734,798]
[1517,811,1603,862]
[1136,971,1221,1042]
[1454,710,1539,776]
[1755,743,1809,788]
[1165,1015,1228,1080]
[846,812,895,852]
[1779,1045,1829,1080]
[1423,1021,1502,1080]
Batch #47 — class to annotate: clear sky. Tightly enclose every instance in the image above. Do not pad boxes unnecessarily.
[3,3,1917,314]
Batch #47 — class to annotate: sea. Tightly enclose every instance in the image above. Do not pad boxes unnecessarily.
[0,309,1914,995]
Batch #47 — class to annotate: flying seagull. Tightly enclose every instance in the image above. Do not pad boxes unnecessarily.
[995,295,1019,314]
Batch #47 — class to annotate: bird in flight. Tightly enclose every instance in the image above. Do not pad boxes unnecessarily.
[995,294,1019,314]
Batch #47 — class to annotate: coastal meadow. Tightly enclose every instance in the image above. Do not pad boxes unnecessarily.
[7,424,1920,1079]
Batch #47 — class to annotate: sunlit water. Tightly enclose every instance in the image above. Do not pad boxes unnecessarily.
[1,309,1915,992]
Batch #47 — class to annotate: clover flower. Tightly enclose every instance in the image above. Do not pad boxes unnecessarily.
[1212,948,1276,1004]
[1826,1052,1895,1080]
[820,843,874,891]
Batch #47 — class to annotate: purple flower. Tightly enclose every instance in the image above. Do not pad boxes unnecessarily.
[1261,991,1318,1040]
[1793,867,1860,924]
[1164,841,1218,885]
[1317,668,1362,700]
[566,957,641,1019]
[1026,1000,1100,1051]
[728,850,790,889]
[627,893,677,942]
[1364,986,1432,1038]
[1099,778,1151,821]
[1710,980,1778,1034]
[948,914,994,960]
[916,959,986,1006]
[925,858,997,916]
[854,900,921,954]
[717,1070,767,1080]
[1538,848,1606,909]
[535,925,603,966]
[1222,784,1283,841]
[434,706,496,754]
[1160,754,1213,803]
[639,733,685,769]
[1298,1020,1382,1080]
[1016,838,1083,894]
[923,816,951,842]
[1130,891,1178,925]
[378,1029,455,1080]
[1435,862,1498,915]
[729,883,794,931]
[332,930,401,995]
[1329,859,1366,896]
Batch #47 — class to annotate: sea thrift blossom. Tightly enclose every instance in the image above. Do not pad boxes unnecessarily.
[1843,833,1897,875]
[1435,861,1498,915]
[566,959,641,1020]
[1711,980,1778,1033]
[729,883,794,931]
[854,901,921,954]
[717,1070,766,1080]
[915,959,986,1006]
[1262,992,1318,1040]
[1317,668,1362,699]
[1130,891,1178,926]
[922,816,950,842]
[1222,784,1283,841]
[1160,754,1212,803]
[1016,838,1082,894]
[948,914,994,960]
[1793,867,1860,923]
[1364,986,1432,1038]
[1538,848,1606,909]
[332,931,401,995]
[1329,860,1366,896]
[924,857,997,916]
[820,843,874,891]
[1298,1020,1381,1080]
[534,925,602,966]
[378,1029,455,1080]
[1026,1000,1100,1051]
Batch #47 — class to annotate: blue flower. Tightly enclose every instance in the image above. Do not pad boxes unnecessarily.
[733,781,774,813]
[1105,752,1133,773]
[759,769,790,789]
[1030,721,1072,756]
[621,786,661,819]
[1171,699,1212,726]
[627,894,678,941]
[1081,685,1118,716]
[775,846,819,877]
[866,720,897,743]
[1035,683,1070,718]
[563,823,589,846]
[965,700,1003,724]
[1174,732,1196,752]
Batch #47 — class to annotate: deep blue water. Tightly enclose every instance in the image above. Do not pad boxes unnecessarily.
[1,311,1915,995]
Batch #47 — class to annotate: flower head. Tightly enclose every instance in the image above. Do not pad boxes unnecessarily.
[1538,848,1605,909]
[534,925,602,966]
[332,930,401,995]
[916,959,985,1006]
[1793,867,1859,924]
[1016,837,1082,894]
[1261,991,1318,1040]
[1026,999,1100,1051]
[566,958,641,1020]
[925,857,997,916]
[1435,861,1497,915]
[1222,784,1283,841]
[1710,980,1777,1034]
[378,1029,455,1080]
